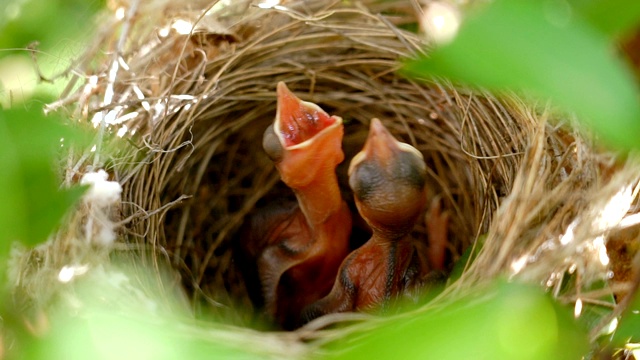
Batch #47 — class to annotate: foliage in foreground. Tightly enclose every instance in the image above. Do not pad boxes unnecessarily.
[2,0,640,358]
[404,0,640,150]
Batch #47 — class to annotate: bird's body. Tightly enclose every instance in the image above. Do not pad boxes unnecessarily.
[238,84,450,328]
[240,82,351,329]
[256,201,351,327]
[303,118,433,320]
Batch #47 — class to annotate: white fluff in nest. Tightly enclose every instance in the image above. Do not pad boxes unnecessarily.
[81,170,122,246]
[81,170,122,207]
[94,225,117,248]
[58,264,90,283]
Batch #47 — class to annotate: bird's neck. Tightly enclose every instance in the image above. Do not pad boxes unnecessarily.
[370,226,410,243]
[293,170,343,226]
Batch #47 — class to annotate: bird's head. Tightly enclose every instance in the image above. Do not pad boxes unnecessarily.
[263,82,345,188]
[348,118,427,236]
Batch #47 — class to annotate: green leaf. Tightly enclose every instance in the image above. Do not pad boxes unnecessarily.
[613,287,640,346]
[328,281,589,360]
[27,310,250,360]
[0,113,27,255]
[0,107,88,251]
[570,0,640,38]
[403,0,640,150]
[576,280,616,339]
[20,263,258,360]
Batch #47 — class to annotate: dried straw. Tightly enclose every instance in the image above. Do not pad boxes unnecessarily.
[11,0,640,356]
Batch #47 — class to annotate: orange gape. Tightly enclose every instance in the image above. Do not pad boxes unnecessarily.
[243,82,352,329]
[303,119,437,321]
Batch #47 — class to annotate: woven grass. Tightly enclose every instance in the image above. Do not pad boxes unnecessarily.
[10,0,640,357]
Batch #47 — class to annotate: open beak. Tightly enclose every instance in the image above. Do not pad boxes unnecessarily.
[274,82,341,149]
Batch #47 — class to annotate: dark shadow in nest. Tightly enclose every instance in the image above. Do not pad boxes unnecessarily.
[160,85,533,332]
[161,90,519,330]
[153,3,531,331]
[31,0,636,349]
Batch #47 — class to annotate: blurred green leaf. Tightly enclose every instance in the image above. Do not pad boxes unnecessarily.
[26,310,253,360]
[328,281,589,360]
[570,0,640,38]
[0,0,103,50]
[0,107,88,252]
[613,287,640,346]
[0,111,26,255]
[574,280,616,338]
[18,262,259,360]
[0,0,104,106]
[551,272,616,338]
[404,0,640,150]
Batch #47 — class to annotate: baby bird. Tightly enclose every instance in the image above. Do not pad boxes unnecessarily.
[243,82,352,329]
[303,118,430,320]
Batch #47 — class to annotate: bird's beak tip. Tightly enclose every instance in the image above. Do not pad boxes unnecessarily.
[276,82,300,117]
[365,118,397,155]
[276,81,293,100]
[274,82,339,148]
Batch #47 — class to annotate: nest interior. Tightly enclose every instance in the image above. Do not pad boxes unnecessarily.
[128,2,527,321]
[16,0,640,348]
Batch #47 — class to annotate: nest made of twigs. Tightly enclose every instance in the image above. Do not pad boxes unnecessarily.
[10,0,640,357]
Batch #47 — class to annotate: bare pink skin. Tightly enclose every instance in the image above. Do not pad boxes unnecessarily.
[303,119,449,321]
[256,82,352,329]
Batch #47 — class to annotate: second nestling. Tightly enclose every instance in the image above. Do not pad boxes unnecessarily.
[303,118,443,321]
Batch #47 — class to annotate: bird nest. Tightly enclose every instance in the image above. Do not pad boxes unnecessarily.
[10,0,640,356]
